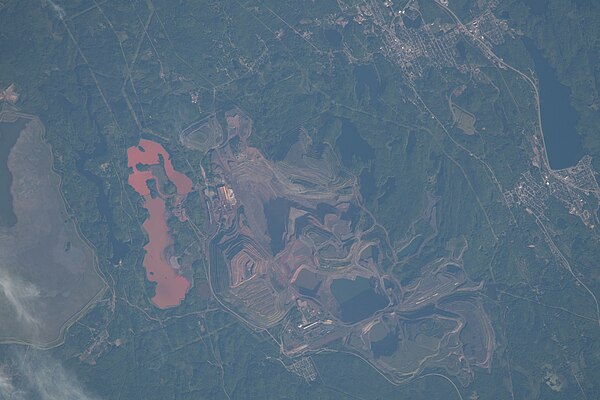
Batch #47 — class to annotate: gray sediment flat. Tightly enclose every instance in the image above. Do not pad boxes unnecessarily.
[0,111,105,347]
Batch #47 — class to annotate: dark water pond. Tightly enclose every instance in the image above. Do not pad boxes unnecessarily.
[331,277,388,324]
[294,269,323,298]
[456,40,467,62]
[263,197,292,255]
[371,332,398,358]
[341,203,360,230]
[336,118,375,167]
[315,202,337,222]
[402,15,422,29]
[444,264,461,276]
[523,38,583,169]
[359,168,376,201]
[354,65,381,105]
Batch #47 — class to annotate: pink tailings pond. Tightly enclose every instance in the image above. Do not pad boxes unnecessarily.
[127,139,193,309]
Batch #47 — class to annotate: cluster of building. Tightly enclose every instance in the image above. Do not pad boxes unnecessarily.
[504,171,549,218]
[465,10,508,47]
[353,0,510,81]
[286,357,318,382]
[505,156,600,229]
[217,184,236,209]
[385,21,462,80]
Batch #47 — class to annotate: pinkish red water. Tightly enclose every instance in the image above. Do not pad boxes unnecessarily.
[127,139,192,309]
[128,139,193,194]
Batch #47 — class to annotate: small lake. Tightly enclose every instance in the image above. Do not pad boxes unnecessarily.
[359,168,376,201]
[263,197,292,255]
[336,118,375,167]
[402,15,423,29]
[523,38,583,169]
[331,277,388,324]
[293,269,323,298]
[315,202,337,222]
[354,65,381,105]
[0,117,27,228]
[371,332,398,358]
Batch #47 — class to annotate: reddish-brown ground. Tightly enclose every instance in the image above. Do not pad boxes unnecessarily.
[127,139,193,309]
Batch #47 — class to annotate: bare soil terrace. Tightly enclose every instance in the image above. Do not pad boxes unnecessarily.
[198,108,496,386]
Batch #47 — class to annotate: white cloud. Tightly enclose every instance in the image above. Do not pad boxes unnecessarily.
[0,367,20,399]
[1,350,102,400]
[0,269,40,327]
[22,353,101,400]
